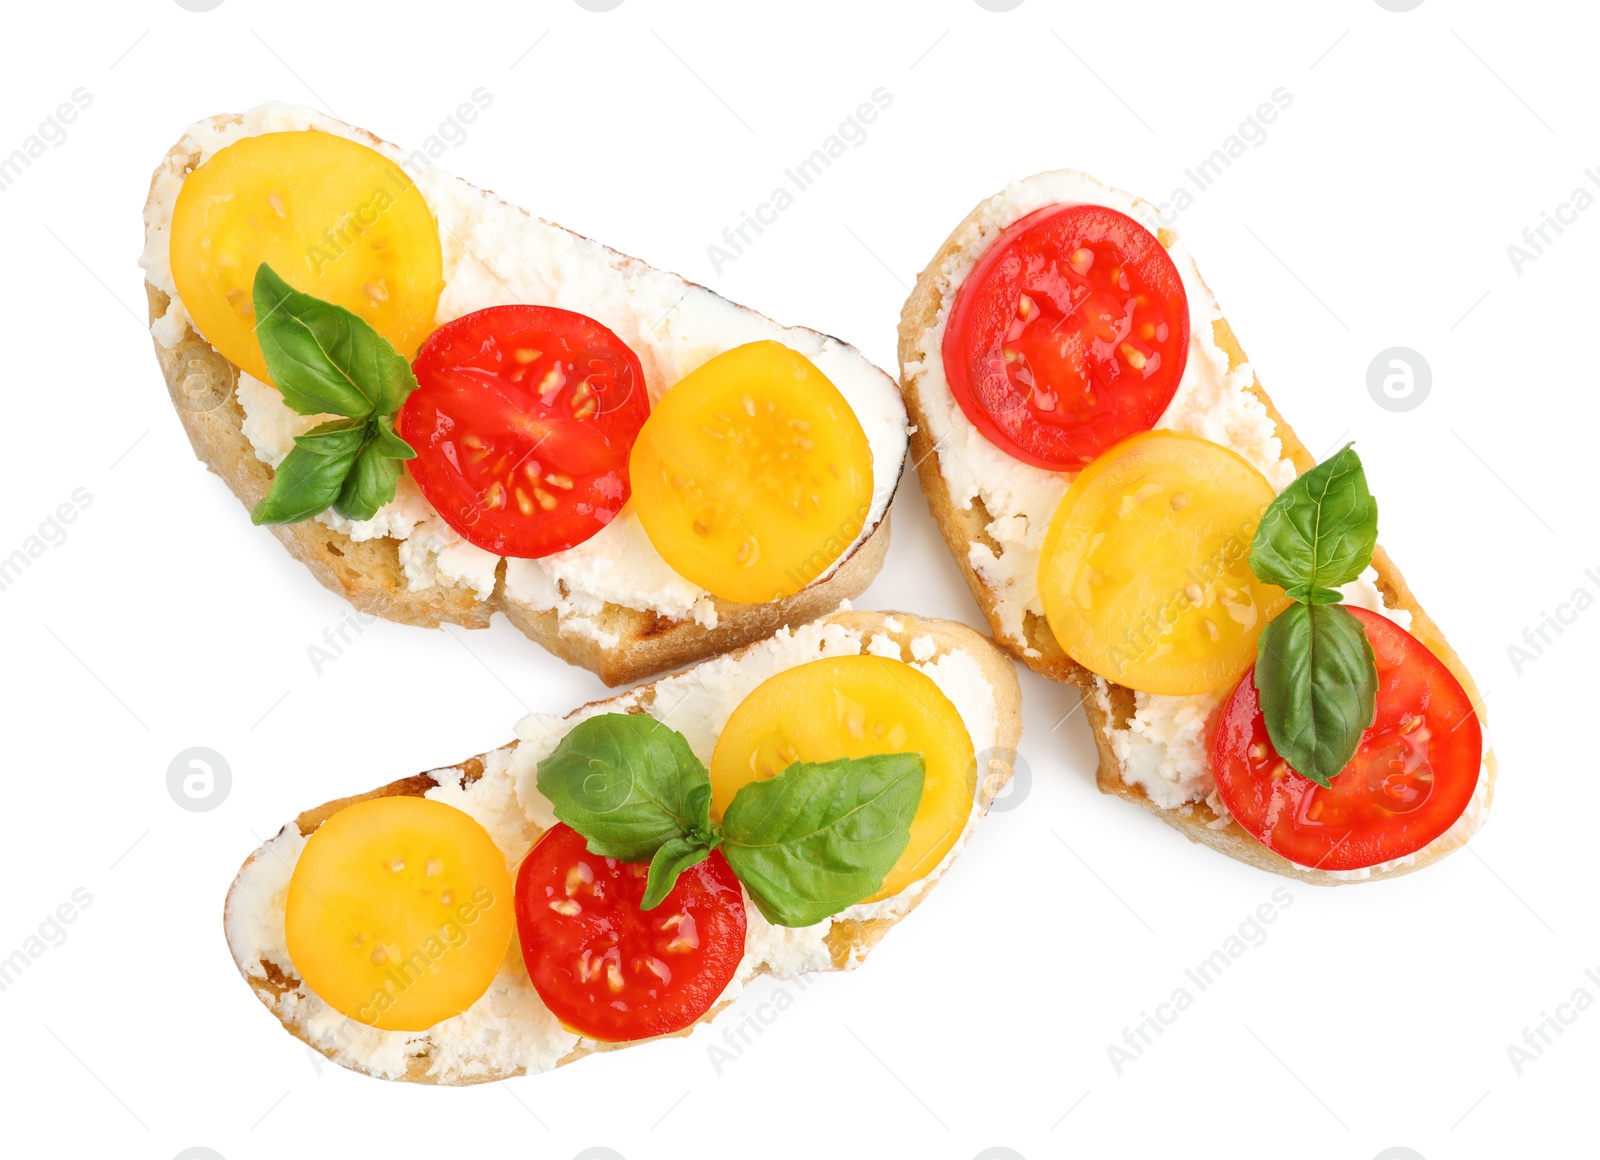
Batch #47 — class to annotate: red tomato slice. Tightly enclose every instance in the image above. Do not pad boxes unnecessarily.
[399,305,650,558]
[1211,607,1483,871]
[942,203,1190,469]
[514,823,746,1042]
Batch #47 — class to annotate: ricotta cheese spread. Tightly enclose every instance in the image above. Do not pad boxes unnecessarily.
[223,615,1000,1082]
[142,103,908,644]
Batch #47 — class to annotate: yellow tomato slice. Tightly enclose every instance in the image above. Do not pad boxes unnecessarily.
[710,655,975,901]
[628,341,874,604]
[284,796,514,1032]
[170,131,443,385]
[1037,430,1290,696]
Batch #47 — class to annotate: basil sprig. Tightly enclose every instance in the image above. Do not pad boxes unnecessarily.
[1248,445,1380,787]
[720,753,924,926]
[537,714,925,925]
[248,263,419,526]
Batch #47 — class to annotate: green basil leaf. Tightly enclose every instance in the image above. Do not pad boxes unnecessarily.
[250,419,366,526]
[335,435,402,521]
[683,781,713,837]
[251,263,419,419]
[1249,444,1378,604]
[537,713,714,863]
[722,753,924,928]
[641,835,717,911]
[1254,602,1378,788]
[369,416,417,461]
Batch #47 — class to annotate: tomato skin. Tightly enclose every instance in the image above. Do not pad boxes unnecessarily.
[943,203,1189,469]
[627,341,874,604]
[1211,607,1483,872]
[514,824,746,1042]
[399,306,650,558]
[1036,430,1289,696]
[283,797,515,1033]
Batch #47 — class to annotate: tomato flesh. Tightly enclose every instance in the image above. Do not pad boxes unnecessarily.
[400,306,650,558]
[1211,607,1483,871]
[943,203,1189,469]
[514,823,746,1042]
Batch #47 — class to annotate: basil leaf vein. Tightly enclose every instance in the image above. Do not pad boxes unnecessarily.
[335,439,402,521]
[1253,602,1377,787]
[536,714,716,863]
[246,265,420,527]
[721,753,924,928]
[250,419,366,526]
[252,264,418,419]
[1249,444,1378,603]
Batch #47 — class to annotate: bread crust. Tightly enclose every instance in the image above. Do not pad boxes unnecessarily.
[147,117,898,687]
[895,177,1495,882]
[224,609,1023,1083]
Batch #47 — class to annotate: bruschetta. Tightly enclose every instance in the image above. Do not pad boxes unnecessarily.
[224,608,1020,1083]
[143,104,907,687]
[896,171,1494,883]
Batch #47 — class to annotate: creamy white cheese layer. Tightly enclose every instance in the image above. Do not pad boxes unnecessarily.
[223,615,999,1082]
[142,103,908,643]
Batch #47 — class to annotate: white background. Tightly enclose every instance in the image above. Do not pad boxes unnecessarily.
[0,1,1590,1157]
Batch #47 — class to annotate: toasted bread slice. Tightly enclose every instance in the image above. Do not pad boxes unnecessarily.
[896,173,1494,881]
[223,609,1022,1083]
[145,110,902,688]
